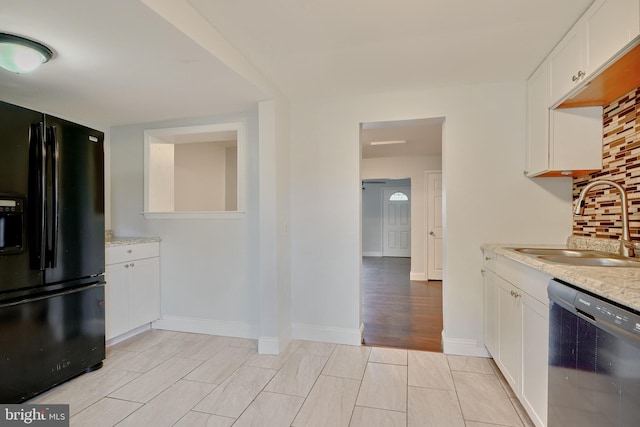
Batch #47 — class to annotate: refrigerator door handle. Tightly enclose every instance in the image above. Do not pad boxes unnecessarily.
[29,123,47,270]
[45,125,59,269]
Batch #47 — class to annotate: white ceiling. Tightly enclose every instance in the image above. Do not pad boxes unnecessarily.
[0,0,268,128]
[188,0,593,99]
[361,118,444,159]
[0,0,593,128]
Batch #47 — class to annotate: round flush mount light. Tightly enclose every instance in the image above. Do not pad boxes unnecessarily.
[0,33,53,73]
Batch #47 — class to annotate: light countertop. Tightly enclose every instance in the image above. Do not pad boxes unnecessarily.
[106,236,161,247]
[482,241,640,312]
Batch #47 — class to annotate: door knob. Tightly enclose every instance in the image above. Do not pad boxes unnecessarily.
[429,231,435,236]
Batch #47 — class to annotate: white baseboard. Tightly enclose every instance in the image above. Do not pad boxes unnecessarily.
[258,326,293,355]
[409,271,427,281]
[292,323,362,346]
[442,330,491,357]
[362,251,382,257]
[106,323,151,347]
[153,315,258,339]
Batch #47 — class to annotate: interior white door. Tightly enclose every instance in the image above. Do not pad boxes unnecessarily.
[383,187,411,257]
[427,172,443,280]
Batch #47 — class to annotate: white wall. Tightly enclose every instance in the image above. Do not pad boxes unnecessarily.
[225,146,238,211]
[258,98,292,353]
[149,142,175,212]
[361,182,386,256]
[175,142,226,211]
[362,156,442,279]
[110,110,261,338]
[290,81,573,353]
[361,178,411,257]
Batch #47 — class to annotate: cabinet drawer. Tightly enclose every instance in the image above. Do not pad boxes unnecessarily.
[496,255,551,306]
[483,249,497,272]
[106,242,159,265]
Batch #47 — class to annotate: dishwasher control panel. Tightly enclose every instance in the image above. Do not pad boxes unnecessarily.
[573,289,640,337]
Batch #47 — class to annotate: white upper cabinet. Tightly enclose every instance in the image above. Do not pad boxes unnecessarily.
[526,61,551,176]
[549,22,586,105]
[584,0,640,75]
[548,0,640,106]
[526,59,603,178]
[527,0,639,176]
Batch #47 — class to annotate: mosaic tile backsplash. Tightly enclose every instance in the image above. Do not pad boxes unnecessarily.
[573,87,640,240]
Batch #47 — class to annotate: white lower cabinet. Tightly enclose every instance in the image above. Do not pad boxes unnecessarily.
[496,275,522,391]
[105,262,130,339]
[521,292,549,427]
[483,269,498,356]
[483,250,550,427]
[105,242,160,340]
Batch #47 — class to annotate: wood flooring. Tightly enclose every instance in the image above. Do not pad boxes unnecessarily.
[361,256,443,352]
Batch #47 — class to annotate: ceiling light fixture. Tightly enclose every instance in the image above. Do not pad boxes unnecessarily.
[370,140,406,146]
[0,33,53,73]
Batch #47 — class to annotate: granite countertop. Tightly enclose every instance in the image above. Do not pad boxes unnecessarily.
[106,236,161,247]
[482,239,640,312]
[104,229,160,247]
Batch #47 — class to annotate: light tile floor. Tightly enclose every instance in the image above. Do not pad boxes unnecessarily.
[30,330,535,427]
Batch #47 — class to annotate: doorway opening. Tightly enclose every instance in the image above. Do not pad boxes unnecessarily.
[360,117,444,352]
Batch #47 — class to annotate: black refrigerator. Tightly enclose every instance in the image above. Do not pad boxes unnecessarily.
[0,100,106,403]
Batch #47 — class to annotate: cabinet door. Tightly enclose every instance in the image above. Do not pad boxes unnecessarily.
[549,22,585,105]
[584,0,640,75]
[105,263,130,340]
[128,257,160,330]
[521,294,549,427]
[526,61,551,176]
[549,106,603,173]
[496,276,521,393]
[483,269,499,357]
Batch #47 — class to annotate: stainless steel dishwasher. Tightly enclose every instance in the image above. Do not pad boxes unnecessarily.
[547,279,640,426]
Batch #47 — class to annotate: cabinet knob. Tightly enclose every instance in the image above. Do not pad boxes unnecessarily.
[130,263,134,268]
[485,256,492,261]
[127,249,133,254]
[124,264,129,269]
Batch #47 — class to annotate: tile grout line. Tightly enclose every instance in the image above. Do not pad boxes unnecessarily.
[446,354,471,425]
[287,344,336,426]
[346,355,370,427]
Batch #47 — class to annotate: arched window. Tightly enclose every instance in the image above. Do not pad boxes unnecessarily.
[389,191,409,201]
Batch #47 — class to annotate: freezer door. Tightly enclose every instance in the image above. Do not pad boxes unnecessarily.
[43,115,105,285]
[0,283,106,403]
[0,101,44,294]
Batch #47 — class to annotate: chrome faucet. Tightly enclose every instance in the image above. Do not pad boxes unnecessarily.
[574,180,635,258]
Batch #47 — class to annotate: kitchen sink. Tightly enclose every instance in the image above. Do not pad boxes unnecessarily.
[513,247,640,267]
[514,248,601,257]
[538,255,640,268]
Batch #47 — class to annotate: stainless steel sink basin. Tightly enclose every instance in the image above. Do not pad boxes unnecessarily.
[514,248,600,257]
[538,255,640,268]
[513,247,640,267]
